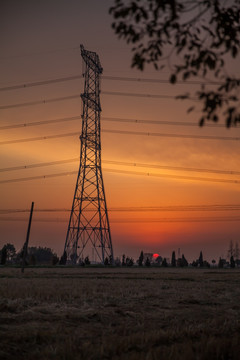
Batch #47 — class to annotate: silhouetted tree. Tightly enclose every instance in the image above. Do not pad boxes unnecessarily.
[122,254,126,266]
[218,257,224,268]
[171,251,176,267]
[110,0,240,127]
[52,255,59,266]
[84,256,91,265]
[199,251,204,267]
[59,250,67,265]
[29,254,36,266]
[155,255,162,266]
[145,257,151,267]
[212,259,216,267]
[109,255,113,265]
[0,246,7,265]
[179,254,188,267]
[234,241,240,260]
[126,257,134,266]
[230,255,235,268]
[79,259,85,267]
[114,257,121,266]
[162,258,168,267]
[236,259,240,268]
[191,260,198,267]
[227,240,234,259]
[138,250,144,266]
[0,243,16,263]
[27,247,57,265]
[104,257,109,266]
[203,260,210,268]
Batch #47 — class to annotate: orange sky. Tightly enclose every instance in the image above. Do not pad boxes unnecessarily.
[1,0,240,262]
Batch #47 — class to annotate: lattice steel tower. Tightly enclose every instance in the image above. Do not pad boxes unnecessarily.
[64,45,113,264]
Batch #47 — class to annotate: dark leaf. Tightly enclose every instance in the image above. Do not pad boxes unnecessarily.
[199,117,205,127]
[187,106,195,113]
[170,74,177,84]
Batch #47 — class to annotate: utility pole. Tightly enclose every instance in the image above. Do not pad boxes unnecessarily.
[21,201,34,273]
[64,45,114,264]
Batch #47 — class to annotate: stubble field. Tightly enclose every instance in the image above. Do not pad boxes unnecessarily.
[0,267,240,360]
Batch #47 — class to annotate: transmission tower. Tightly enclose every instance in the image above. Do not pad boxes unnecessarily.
[64,44,114,265]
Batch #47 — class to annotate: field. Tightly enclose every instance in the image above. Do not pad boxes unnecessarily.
[0,267,240,360]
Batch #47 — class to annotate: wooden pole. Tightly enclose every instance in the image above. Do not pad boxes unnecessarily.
[21,202,34,273]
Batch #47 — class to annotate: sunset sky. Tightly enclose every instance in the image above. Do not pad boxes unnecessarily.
[1,0,240,262]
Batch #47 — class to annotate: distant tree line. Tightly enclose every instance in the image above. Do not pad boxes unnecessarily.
[0,244,59,266]
[0,240,239,268]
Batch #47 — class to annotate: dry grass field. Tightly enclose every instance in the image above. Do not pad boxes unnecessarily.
[0,267,240,360]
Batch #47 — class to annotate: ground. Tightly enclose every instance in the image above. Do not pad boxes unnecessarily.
[0,267,240,359]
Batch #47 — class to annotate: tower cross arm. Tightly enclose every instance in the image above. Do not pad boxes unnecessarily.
[80,44,103,74]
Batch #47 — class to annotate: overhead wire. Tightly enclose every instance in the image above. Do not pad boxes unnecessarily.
[103,75,224,86]
[0,115,231,131]
[1,74,239,213]
[0,216,240,223]
[103,216,240,223]
[103,160,240,176]
[0,131,79,145]
[0,91,199,110]
[0,170,77,184]
[103,168,240,184]
[1,204,240,213]
[1,69,239,228]
[0,75,83,92]
[0,168,240,185]
[103,91,197,101]
[0,158,79,172]
[0,129,239,145]
[102,116,228,128]
[1,158,240,177]
[103,129,240,141]
[0,94,79,110]
[0,74,224,92]
[0,116,80,130]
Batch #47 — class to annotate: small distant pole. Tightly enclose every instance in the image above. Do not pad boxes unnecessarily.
[21,202,34,273]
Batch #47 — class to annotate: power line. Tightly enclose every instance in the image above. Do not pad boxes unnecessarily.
[103,168,240,184]
[0,75,83,92]
[0,116,80,130]
[108,216,240,223]
[0,168,239,185]
[0,129,239,146]
[0,132,79,145]
[0,74,223,92]
[103,129,240,141]
[0,158,79,172]
[103,91,197,100]
[1,158,240,177]
[102,117,228,128]
[103,75,223,86]
[0,216,239,223]
[0,170,77,184]
[1,204,240,214]
[104,160,240,176]
[0,115,230,131]
[0,91,197,110]
[0,95,79,110]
